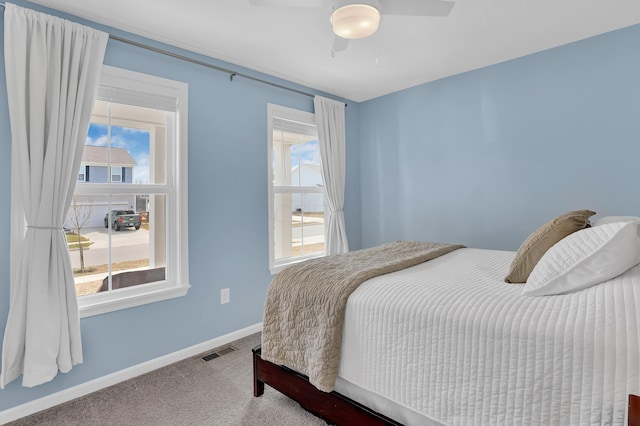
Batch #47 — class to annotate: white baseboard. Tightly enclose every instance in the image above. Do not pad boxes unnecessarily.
[0,323,263,425]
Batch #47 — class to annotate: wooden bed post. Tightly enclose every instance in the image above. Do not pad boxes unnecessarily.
[252,345,265,397]
[630,394,640,426]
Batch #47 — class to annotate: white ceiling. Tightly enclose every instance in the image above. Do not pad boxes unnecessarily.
[28,0,640,102]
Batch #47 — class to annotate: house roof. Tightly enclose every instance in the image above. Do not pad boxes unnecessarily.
[82,145,137,167]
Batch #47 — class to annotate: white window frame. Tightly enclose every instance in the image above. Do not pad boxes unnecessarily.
[75,65,189,318]
[267,104,325,275]
[110,166,122,183]
[78,165,86,182]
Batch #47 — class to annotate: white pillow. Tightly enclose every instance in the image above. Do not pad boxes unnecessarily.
[593,216,640,227]
[523,221,640,296]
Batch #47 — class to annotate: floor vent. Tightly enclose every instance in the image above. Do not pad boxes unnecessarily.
[202,345,237,362]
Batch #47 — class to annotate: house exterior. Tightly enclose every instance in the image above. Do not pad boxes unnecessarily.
[78,145,136,184]
[69,145,138,228]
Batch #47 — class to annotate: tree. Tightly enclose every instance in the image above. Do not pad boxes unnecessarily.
[67,195,94,273]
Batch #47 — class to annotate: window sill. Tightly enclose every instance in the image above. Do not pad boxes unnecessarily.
[79,282,190,318]
[270,252,326,275]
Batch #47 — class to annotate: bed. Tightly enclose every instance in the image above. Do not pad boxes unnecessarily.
[254,215,640,425]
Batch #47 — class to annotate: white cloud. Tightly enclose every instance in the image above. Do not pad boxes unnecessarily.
[85,134,127,148]
[120,127,149,135]
[292,141,321,165]
[303,150,321,165]
[86,134,108,146]
[132,154,150,184]
[110,136,128,149]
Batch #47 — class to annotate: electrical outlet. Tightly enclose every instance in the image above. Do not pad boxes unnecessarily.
[221,288,230,304]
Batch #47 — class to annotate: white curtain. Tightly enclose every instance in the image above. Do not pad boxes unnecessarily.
[1,4,108,388]
[314,96,349,255]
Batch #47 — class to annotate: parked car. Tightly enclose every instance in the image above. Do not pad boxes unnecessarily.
[104,210,142,231]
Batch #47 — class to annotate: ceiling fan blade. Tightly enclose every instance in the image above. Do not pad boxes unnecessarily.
[380,0,455,17]
[249,0,325,7]
[331,36,350,56]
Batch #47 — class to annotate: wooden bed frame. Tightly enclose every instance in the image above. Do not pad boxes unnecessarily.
[252,346,401,425]
[253,345,640,426]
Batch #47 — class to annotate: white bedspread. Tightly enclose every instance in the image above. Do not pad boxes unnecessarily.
[337,248,640,426]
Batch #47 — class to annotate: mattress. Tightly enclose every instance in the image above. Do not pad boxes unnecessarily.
[335,248,640,426]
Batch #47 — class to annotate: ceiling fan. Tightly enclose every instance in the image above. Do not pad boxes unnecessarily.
[249,0,455,55]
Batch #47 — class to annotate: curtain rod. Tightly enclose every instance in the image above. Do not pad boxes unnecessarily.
[0,2,347,106]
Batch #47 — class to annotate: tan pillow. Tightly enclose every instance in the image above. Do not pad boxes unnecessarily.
[505,209,596,283]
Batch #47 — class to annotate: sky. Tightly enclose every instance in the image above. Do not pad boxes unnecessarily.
[290,139,320,168]
[86,124,151,184]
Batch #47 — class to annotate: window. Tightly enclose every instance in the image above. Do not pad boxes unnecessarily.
[70,65,189,317]
[110,166,122,182]
[268,104,325,274]
[78,165,86,182]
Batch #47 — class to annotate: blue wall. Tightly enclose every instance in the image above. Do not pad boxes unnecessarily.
[359,24,640,251]
[0,1,361,411]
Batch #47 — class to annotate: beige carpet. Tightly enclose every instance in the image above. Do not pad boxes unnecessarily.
[7,333,326,425]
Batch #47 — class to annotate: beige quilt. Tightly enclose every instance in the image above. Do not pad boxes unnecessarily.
[261,240,464,392]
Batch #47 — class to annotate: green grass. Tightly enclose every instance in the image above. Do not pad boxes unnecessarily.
[68,241,94,250]
[66,232,92,250]
[66,232,90,243]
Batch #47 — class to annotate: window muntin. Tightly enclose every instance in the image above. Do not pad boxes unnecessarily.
[71,65,189,317]
[268,104,325,274]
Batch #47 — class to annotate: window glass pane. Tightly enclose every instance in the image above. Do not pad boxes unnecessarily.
[88,100,167,185]
[272,118,318,189]
[294,193,325,256]
[290,139,321,188]
[67,194,111,296]
[273,192,325,261]
[68,194,167,296]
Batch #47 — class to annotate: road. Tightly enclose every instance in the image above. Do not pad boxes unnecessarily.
[292,223,324,245]
[68,227,149,269]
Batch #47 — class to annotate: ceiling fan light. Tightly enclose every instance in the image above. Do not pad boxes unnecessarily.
[331,4,381,39]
